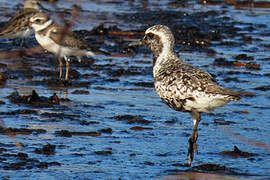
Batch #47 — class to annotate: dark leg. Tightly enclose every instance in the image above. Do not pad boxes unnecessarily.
[187,110,201,166]
[20,39,25,47]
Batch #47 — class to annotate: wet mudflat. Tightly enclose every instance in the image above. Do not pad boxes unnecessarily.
[0,0,270,179]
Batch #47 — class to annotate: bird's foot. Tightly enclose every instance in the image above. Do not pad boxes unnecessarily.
[186,131,198,166]
[58,72,62,80]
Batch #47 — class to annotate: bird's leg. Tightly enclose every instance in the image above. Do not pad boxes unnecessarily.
[76,56,82,63]
[64,56,70,81]
[65,61,70,81]
[58,57,63,79]
[187,110,201,167]
[20,39,25,47]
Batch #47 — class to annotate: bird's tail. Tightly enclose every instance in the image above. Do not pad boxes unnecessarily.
[223,89,254,101]
[87,49,111,57]
[228,89,254,96]
[0,31,5,37]
[86,51,95,57]
[210,86,254,101]
[93,49,111,56]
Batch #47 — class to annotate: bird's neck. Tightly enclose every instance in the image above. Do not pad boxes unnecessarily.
[34,20,53,32]
[153,48,178,76]
[153,47,177,67]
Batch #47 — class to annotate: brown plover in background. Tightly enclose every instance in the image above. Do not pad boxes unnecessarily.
[0,0,44,42]
[29,12,95,80]
[129,25,253,166]
[24,0,44,10]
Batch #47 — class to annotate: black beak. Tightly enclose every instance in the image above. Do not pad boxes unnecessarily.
[128,40,143,47]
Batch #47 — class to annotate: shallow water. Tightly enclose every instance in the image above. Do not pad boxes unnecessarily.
[0,0,270,179]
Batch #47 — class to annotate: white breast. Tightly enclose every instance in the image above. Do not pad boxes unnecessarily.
[183,91,229,112]
[35,33,61,56]
[35,33,91,59]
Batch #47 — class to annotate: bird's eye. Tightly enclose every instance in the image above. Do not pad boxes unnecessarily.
[35,19,41,23]
[147,33,154,39]
[144,33,154,41]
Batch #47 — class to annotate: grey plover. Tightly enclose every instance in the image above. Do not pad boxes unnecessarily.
[0,0,43,40]
[29,13,95,80]
[129,25,253,166]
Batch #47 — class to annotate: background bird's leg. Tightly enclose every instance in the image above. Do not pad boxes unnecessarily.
[20,39,25,47]
[58,57,63,79]
[64,56,70,81]
[187,110,201,166]
[76,56,82,62]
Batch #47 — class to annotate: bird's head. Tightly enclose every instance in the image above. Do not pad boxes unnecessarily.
[29,13,52,32]
[129,25,175,57]
[24,0,42,10]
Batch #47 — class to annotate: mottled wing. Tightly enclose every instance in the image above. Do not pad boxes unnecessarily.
[8,9,37,23]
[157,61,233,96]
[158,61,249,98]
[185,64,252,96]
[48,23,89,50]
[0,9,37,34]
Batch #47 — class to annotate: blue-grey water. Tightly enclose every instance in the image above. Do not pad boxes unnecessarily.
[0,0,270,179]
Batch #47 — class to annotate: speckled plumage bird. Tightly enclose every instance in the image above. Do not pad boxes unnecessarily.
[130,25,253,166]
[0,0,43,40]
